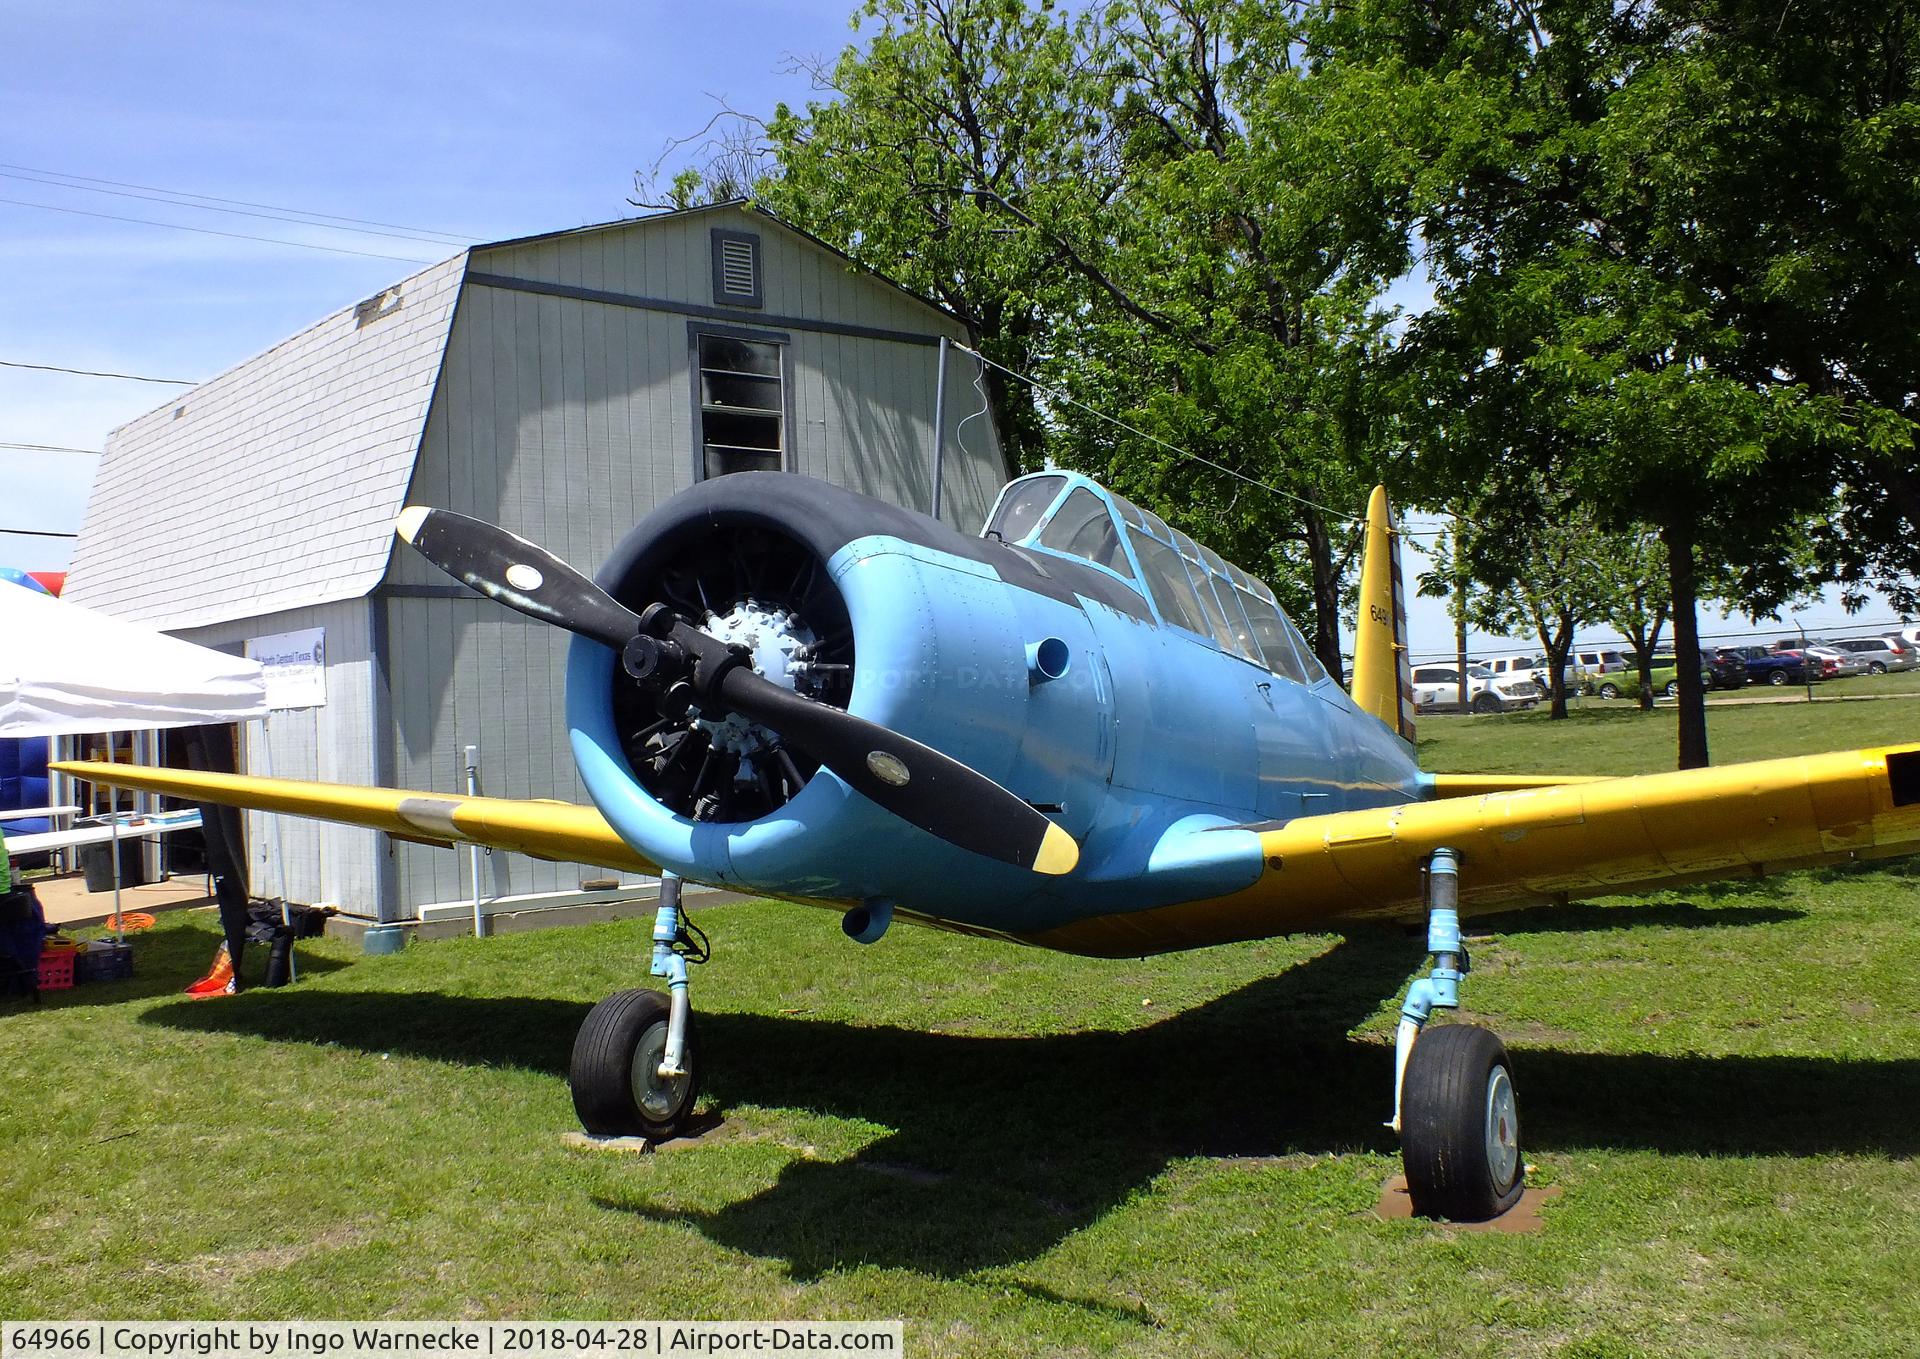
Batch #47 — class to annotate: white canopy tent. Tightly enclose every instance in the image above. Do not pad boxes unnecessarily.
[0,580,268,737]
[1,579,272,950]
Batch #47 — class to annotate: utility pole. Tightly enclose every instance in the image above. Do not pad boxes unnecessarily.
[1454,511,1470,713]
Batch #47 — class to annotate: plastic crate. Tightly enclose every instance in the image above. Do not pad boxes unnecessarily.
[37,941,77,991]
[75,940,134,984]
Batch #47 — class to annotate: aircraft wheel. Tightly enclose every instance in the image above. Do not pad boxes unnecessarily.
[570,989,701,1139]
[1401,1024,1524,1222]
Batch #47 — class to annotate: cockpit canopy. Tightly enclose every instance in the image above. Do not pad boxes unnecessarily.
[983,472,1329,686]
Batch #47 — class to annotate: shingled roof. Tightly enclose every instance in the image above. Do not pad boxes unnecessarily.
[66,253,466,628]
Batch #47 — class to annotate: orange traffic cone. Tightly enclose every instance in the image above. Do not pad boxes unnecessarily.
[184,944,238,999]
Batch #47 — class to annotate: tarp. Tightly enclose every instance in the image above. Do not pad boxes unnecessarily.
[0,581,269,736]
[0,568,50,595]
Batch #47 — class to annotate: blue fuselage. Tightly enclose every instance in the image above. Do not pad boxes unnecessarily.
[569,473,1422,948]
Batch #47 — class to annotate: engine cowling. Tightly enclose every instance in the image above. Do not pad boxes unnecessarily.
[565,473,1117,912]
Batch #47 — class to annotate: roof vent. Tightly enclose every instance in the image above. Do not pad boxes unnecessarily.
[355,287,404,328]
[711,229,762,308]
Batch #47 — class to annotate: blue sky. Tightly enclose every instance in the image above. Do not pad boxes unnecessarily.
[2,0,858,569]
[4,0,1907,650]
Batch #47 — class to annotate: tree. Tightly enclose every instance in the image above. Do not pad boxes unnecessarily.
[1328,0,1859,766]
[1413,515,1489,712]
[756,0,1119,477]
[1590,527,1669,712]
[749,0,1424,676]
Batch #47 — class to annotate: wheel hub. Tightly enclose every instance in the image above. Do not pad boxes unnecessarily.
[631,1019,692,1123]
[1484,1064,1520,1190]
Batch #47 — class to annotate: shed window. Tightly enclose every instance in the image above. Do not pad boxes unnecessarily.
[697,333,784,478]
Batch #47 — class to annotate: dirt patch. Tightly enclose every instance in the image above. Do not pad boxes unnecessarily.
[1374,1173,1562,1232]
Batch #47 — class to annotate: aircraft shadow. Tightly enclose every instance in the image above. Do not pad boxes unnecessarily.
[141,926,1920,1277]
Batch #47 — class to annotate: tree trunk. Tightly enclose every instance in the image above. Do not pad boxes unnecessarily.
[1662,518,1710,769]
[1302,507,1345,682]
[1535,615,1573,720]
[1632,637,1656,713]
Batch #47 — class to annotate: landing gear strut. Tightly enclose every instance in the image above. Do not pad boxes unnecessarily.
[1389,848,1524,1221]
[569,872,706,1138]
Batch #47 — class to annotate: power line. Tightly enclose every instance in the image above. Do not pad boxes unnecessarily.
[0,161,477,243]
[952,343,1365,524]
[0,359,195,386]
[0,440,103,455]
[0,166,478,248]
[0,526,77,539]
[0,196,443,264]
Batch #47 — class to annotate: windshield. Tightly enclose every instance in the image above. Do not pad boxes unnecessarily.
[986,476,1065,543]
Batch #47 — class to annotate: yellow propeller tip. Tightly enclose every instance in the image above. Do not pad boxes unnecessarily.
[1033,822,1080,876]
[394,506,430,544]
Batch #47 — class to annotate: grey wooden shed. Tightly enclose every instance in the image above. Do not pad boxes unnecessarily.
[65,202,1006,924]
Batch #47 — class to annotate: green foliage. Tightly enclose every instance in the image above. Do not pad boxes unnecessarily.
[757,0,1108,476]
[654,0,1920,694]
[749,0,1431,670]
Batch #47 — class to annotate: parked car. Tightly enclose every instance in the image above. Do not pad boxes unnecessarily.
[1410,665,1541,713]
[1574,648,1627,694]
[1702,648,1749,690]
[1786,642,1869,679]
[1484,653,1575,693]
[1831,636,1916,674]
[1592,653,1714,700]
[1721,644,1815,686]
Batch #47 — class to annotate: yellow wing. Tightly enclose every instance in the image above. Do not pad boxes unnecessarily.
[1024,744,1920,956]
[50,762,658,875]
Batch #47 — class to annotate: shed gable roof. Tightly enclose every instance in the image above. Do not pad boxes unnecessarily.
[66,254,466,629]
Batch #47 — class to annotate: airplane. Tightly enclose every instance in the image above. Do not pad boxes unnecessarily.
[59,468,1920,1223]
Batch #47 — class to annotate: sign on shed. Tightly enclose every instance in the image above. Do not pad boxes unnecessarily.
[246,628,327,710]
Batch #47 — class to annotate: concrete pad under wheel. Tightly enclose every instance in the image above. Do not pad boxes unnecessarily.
[561,1110,731,1154]
[1374,1173,1562,1231]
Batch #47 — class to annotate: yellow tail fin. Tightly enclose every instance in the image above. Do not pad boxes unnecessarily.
[1350,485,1415,744]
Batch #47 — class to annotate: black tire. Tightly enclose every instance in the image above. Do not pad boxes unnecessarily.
[1869,662,1887,675]
[1663,680,1679,698]
[570,988,701,1138]
[1768,669,1790,686]
[1597,682,1620,700]
[1401,1024,1524,1222]
[1471,692,1500,714]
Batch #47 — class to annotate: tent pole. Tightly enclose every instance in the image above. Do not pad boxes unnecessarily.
[110,813,124,944]
[253,716,296,983]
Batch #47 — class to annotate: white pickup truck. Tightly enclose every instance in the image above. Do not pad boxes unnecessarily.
[1410,664,1541,713]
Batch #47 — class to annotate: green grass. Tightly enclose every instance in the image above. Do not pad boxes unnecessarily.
[4,696,1918,1355]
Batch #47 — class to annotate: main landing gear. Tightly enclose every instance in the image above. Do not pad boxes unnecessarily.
[1388,848,1525,1221]
[570,872,707,1139]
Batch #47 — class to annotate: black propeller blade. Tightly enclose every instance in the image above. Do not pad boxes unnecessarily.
[395,507,639,650]
[395,506,1078,876]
